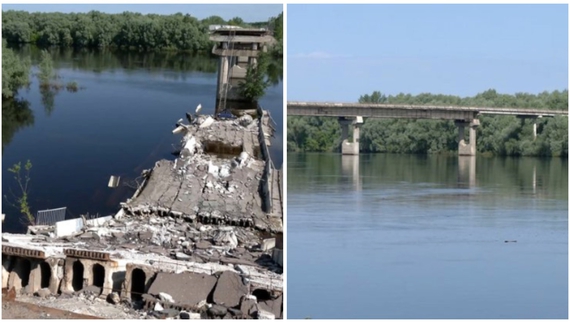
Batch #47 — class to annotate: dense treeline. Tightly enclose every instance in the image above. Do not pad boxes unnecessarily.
[287,90,568,157]
[2,10,283,53]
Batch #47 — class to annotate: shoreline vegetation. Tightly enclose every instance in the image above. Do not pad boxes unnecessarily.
[2,10,283,103]
[287,90,568,157]
[2,10,283,57]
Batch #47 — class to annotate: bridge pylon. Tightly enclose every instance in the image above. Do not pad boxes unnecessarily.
[455,119,480,156]
[339,116,363,155]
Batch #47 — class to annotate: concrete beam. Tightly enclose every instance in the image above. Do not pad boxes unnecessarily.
[212,48,262,57]
[209,35,274,43]
[287,101,567,119]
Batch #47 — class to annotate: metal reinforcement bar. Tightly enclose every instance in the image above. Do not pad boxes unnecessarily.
[2,245,46,259]
[64,249,111,261]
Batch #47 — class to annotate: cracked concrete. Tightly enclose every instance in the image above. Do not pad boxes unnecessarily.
[1,110,283,320]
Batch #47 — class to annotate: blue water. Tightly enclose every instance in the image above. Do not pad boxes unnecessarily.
[2,49,282,233]
[288,153,568,319]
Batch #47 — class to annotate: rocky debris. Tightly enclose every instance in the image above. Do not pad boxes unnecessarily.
[179,311,191,319]
[195,241,212,249]
[208,304,228,318]
[158,292,174,304]
[238,114,254,127]
[158,308,180,318]
[227,307,243,318]
[256,308,276,320]
[258,294,283,319]
[81,285,102,297]
[240,295,257,317]
[176,252,192,261]
[213,271,248,308]
[107,292,120,305]
[34,288,51,298]
[147,272,217,307]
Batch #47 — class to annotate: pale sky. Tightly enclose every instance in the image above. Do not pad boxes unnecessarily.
[288,4,568,101]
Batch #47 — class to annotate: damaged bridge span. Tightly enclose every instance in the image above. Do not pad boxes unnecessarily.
[2,106,283,320]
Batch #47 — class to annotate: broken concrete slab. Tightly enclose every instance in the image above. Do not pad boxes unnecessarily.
[158,292,174,303]
[176,252,192,261]
[208,304,228,317]
[261,238,276,252]
[240,295,257,317]
[257,308,275,320]
[55,218,84,237]
[195,241,212,249]
[147,272,217,306]
[258,294,283,319]
[213,271,248,308]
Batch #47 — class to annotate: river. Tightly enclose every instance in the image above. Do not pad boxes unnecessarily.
[287,153,568,319]
[2,47,283,233]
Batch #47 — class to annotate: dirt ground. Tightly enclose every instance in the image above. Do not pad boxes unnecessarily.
[1,288,138,319]
[2,299,101,319]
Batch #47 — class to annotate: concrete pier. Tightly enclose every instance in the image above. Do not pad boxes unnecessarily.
[339,116,363,155]
[455,119,480,156]
[210,26,275,110]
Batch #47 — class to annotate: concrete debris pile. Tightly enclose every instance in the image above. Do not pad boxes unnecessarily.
[2,110,283,319]
[123,112,281,233]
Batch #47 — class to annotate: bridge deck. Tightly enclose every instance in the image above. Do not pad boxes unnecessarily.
[287,101,568,120]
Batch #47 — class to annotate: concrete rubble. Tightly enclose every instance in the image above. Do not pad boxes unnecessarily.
[2,109,283,319]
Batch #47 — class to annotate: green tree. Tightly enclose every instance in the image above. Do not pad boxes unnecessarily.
[5,160,35,226]
[2,40,30,99]
[239,51,271,102]
[38,49,56,85]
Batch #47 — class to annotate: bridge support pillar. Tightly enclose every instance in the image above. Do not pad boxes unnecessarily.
[533,116,542,140]
[455,119,479,156]
[339,116,363,155]
[518,115,543,140]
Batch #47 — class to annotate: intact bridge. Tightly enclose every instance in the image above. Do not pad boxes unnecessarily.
[287,101,568,155]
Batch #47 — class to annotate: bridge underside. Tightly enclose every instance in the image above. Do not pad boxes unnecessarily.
[290,106,478,121]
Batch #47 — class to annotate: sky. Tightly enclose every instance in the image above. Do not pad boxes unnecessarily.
[288,4,568,102]
[1,4,282,22]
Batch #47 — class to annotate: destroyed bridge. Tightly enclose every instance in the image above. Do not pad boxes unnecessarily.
[2,106,283,320]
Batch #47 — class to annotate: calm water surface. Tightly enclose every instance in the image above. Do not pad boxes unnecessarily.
[288,153,568,319]
[2,47,282,233]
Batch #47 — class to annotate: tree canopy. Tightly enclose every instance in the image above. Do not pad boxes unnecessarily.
[2,10,283,53]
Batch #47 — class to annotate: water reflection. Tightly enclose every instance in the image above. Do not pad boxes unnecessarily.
[288,152,568,319]
[341,155,361,191]
[2,98,35,152]
[15,45,219,74]
[39,85,56,116]
[289,153,568,200]
[457,156,476,188]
